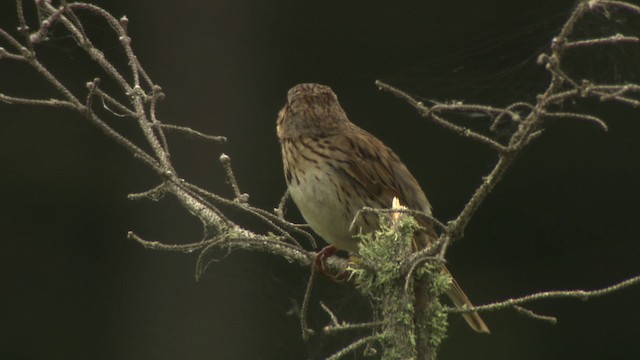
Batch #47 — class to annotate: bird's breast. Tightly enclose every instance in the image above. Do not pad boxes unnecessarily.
[287,164,360,252]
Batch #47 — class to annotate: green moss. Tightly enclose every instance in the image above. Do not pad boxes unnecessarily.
[351,214,418,288]
[349,213,450,358]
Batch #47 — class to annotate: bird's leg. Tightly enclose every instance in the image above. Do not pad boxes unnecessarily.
[314,244,337,271]
[314,245,348,281]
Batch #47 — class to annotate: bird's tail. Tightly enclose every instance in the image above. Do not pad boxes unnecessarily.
[443,267,490,334]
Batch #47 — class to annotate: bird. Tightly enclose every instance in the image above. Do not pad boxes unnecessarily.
[277,83,489,334]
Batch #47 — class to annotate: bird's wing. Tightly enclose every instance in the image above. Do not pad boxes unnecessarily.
[331,127,437,239]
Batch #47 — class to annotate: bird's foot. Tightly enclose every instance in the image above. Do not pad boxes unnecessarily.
[314,245,348,282]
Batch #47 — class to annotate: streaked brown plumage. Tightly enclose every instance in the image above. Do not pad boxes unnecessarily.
[277,83,489,333]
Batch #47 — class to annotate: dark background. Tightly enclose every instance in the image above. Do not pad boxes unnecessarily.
[2,1,640,359]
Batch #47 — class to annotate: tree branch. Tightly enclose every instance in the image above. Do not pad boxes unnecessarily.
[448,274,640,314]
[2,1,640,359]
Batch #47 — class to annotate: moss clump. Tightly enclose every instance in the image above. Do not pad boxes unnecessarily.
[350,214,417,293]
[348,213,450,358]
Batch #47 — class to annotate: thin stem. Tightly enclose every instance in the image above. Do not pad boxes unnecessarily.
[300,266,316,341]
[0,94,75,109]
[65,2,141,87]
[0,27,25,51]
[325,334,383,360]
[513,306,557,324]
[160,123,228,143]
[448,274,640,313]
[565,34,640,48]
[593,0,640,14]
[375,81,507,152]
[93,86,137,118]
[128,231,216,253]
[15,0,34,53]
[219,154,248,202]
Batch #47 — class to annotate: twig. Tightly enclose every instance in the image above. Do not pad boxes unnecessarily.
[325,334,383,360]
[274,189,289,220]
[0,94,75,109]
[127,183,167,201]
[85,78,98,112]
[403,255,442,292]
[93,86,137,117]
[300,265,316,341]
[29,3,65,44]
[491,102,532,132]
[349,206,446,233]
[513,305,557,324]
[429,112,507,152]
[184,183,311,248]
[448,274,640,314]
[320,300,383,335]
[1,2,639,359]
[15,0,34,53]
[565,34,640,49]
[319,301,383,336]
[592,0,640,14]
[0,27,25,51]
[376,81,507,153]
[160,123,227,143]
[65,2,141,88]
[272,189,317,248]
[429,102,523,123]
[219,154,249,203]
[1,0,337,281]
[320,301,340,327]
[0,47,24,60]
[127,231,217,253]
[195,237,227,281]
[43,3,133,97]
[324,321,383,335]
[435,155,515,258]
[148,85,170,155]
[544,111,608,131]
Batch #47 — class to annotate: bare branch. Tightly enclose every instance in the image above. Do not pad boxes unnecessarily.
[127,183,167,201]
[92,86,137,118]
[320,301,340,327]
[565,34,640,49]
[592,0,640,14]
[513,306,558,325]
[0,94,75,109]
[219,154,249,203]
[429,102,523,123]
[2,1,639,358]
[0,46,24,60]
[448,274,640,314]
[376,81,507,153]
[325,334,383,360]
[324,321,383,335]
[184,182,313,248]
[491,102,532,132]
[160,123,228,143]
[195,237,227,281]
[27,50,82,105]
[403,255,443,292]
[274,189,290,220]
[128,231,217,253]
[300,266,317,341]
[64,2,141,88]
[15,0,34,53]
[544,111,609,131]
[148,85,170,155]
[349,206,446,233]
[0,25,26,51]
[28,2,65,44]
[317,301,383,335]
